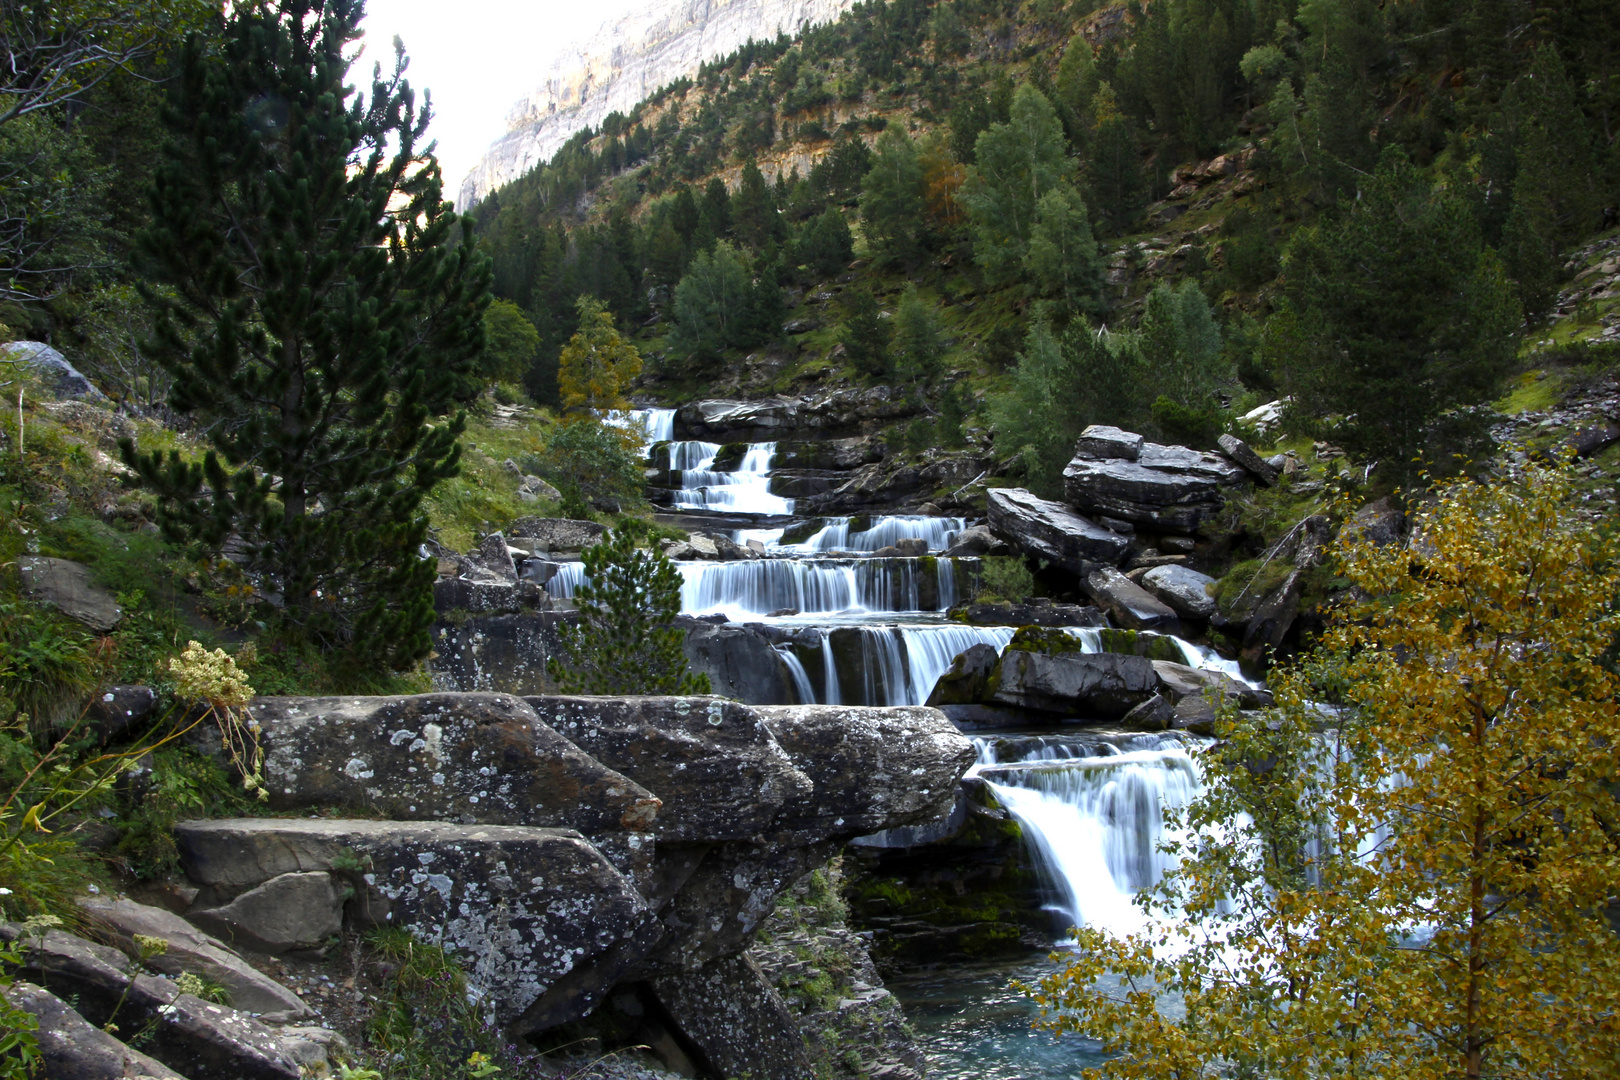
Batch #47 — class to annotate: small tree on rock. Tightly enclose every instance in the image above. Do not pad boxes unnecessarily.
[548,524,711,696]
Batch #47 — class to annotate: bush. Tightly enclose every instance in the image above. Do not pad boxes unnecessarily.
[524,418,644,512]
[975,556,1035,602]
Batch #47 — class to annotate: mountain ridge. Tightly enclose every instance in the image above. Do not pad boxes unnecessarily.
[459,0,858,207]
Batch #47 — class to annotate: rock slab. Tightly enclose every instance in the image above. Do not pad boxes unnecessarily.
[985,488,1130,574]
[18,556,122,631]
[4,980,186,1080]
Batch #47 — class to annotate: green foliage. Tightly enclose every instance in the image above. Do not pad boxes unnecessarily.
[891,287,945,386]
[975,555,1035,602]
[112,747,245,880]
[1267,149,1520,474]
[524,418,643,512]
[548,524,710,696]
[789,206,854,279]
[667,240,769,369]
[478,300,539,384]
[1024,186,1106,315]
[125,0,492,672]
[838,286,892,379]
[0,601,94,733]
[962,85,1071,286]
[358,927,511,1080]
[0,941,42,1079]
[991,319,1145,496]
[860,123,929,268]
[557,296,642,414]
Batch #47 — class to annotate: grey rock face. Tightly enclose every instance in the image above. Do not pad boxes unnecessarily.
[985,488,1131,574]
[174,818,661,1032]
[678,387,921,441]
[1063,435,1246,533]
[1150,661,1270,709]
[1,340,108,401]
[1140,564,1218,619]
[525,696,812,843]
[924,642,1002,706]
[941,524,1009,557]
[947,599,1107,628]
[1218,433,1279,485]
[187,872,344,955]
[242,693,661,840]
[506,516,607,554]
[681,619,804,704]
[1072,425,1144,461]
[18,555,122,631]
[78,896,312,1021]
[1,925,300,1080]
[653,952,816,1080]
[1346,497,1405,547]
[472,532,519,579]
[990,650,1160,717]
[4,981,187,1080]
[1085,567,1183,632]
[430,612,572,694]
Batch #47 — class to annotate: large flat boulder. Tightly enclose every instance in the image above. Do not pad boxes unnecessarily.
[990,650,1160,717]
[243,693,661,840]
[1062,434,1246,533]
[78,895,312,1020]
[1085,568,1182,632]
[174,818,661,1033]
[524,696,812,844]
[677,387,920,441]
[18,555,122,632]
[985,488,1130,574]
[506,516,607,553]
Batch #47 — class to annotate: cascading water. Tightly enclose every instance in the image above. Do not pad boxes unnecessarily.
[738,515,968,553]
[974,734,1203,937]
[668,442,795,515]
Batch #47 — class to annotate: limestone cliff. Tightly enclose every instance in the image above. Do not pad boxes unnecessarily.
[459,0,856,206]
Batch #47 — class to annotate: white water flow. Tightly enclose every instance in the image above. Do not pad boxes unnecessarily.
[737,515,969,553]
[974,734,1205,938]
[664,441,795,515]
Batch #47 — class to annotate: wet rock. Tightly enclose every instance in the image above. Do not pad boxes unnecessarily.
[924,643,1001,706]
[681,618,804,705]
[1063,437,1246,533]
[1085,568,1182,633]
[85,684,160,745]
[524,696,812,844]
[652,952,815,1080]
[1139,565,1217,619]
[1118,694,1175,731]
[894,537,928,557]
[985,488,1131,574]
[0,925,300,1080]
[678,387,920,442]
[1218,433,1279,485]
[240,693,661,840]
[18,555,122,631]
[77,896,312,1021]
[941,524,1009,557]
[772,436,883,470]
[1,341,108,401]
[507,517,606,554]
[4,980,186,1080]
[187,871,344,955]
[990,650,1160,718]
[174,818,661,1034]
[1150,661,1271,709]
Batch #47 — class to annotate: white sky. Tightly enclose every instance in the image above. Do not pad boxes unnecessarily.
[358,0,644,194]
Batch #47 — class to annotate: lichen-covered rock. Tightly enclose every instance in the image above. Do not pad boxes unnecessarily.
[173,818,662,1033]
[1218,433,1279,485]
[242,694,661,842]
[652,952,816,1080]
[526,696,813,843]
[77,896,312,1021]
[985,488,1131,574]
[4,980,186,1080]
[506,516,607,553]
[430,613,572,694]
[755,704,974,842]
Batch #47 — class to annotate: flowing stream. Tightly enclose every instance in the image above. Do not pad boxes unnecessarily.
[609,410,1219,1074]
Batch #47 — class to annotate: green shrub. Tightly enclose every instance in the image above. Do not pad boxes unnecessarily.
[975,556,1034,602]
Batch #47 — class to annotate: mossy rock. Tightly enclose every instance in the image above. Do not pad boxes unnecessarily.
[1096,628,1186,662]
[1005,625,1088,654]
[1214,558,1294,621]
[780,518,831,546]
[710,442,749,471]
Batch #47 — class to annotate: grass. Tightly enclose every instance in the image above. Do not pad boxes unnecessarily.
[1496,369,1566,415]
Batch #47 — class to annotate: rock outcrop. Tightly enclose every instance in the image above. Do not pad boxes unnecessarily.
[17,555,122,632]
[676,387,922,442]
[461,0,857,206]
[985,488,1131,574]
[1063,430,1247,533]
[1,340,108,401]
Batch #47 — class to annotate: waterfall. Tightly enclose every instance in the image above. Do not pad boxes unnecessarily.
[974,735,1204,938]
[613,407,677,447]
[777,647,815,704]
[676,558,948,617]
[738,515,968,553]
[667,441,795,516]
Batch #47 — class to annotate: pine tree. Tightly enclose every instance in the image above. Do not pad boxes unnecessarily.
[557,296,643,414]
[839,286,892,378]
[892,286,944,386]
[731,160,780,252]
[1025,185,1107,315]
[860,123,929,268]
[548,524,711,696]
[124,0,489,671]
